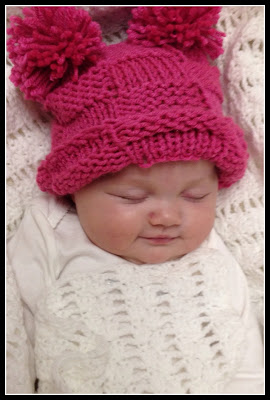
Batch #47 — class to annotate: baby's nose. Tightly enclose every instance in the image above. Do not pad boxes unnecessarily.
[148,200,181,227]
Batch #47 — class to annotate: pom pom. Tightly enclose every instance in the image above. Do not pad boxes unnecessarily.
[127,6,225,60]
[7,7,105,103]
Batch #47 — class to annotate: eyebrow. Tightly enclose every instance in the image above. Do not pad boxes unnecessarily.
[112,179,149,189]
[111,175,215,191]
[102,164,217,188]
[185,176,215,185]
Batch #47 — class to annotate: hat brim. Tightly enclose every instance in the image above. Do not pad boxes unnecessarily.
[37,107,248,195]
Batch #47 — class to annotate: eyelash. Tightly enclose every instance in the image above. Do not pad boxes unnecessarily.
[118,195,147,203]
[108,193,147,203]
[182,194,209,202]
[110,194,209,203]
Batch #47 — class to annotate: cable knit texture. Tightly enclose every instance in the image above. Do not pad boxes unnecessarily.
[7,6,248,195]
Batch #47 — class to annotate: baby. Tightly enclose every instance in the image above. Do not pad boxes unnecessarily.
[6,6,263,394]
[72,160,218,265]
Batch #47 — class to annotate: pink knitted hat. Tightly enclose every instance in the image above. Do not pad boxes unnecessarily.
[7,6,248,195]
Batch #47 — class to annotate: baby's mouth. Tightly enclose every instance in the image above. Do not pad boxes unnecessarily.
[139,236,179,244]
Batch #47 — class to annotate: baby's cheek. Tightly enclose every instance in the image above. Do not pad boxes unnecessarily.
[189,206,215,239]
[98,210,141,251]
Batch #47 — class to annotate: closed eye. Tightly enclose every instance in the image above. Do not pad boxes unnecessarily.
[182,193,210,202]
[107,193,147,203]
[120,195,146,202]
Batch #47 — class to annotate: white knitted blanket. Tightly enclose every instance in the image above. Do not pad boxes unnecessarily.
[6,6,264,394]
[34,248,246,394]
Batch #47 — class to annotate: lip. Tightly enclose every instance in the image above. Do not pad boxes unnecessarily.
[140,236,179,244]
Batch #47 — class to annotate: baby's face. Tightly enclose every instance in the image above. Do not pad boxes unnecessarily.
[73,160,218,264]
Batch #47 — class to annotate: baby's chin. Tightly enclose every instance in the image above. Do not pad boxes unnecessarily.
[120,251,185,265]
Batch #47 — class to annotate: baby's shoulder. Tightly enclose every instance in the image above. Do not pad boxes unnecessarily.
[201,228,250,317]
[205,228,238,266]
[29,193,74,230]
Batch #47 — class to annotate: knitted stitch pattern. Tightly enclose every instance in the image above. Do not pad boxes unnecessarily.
[35,43,247,196]
[7,7,249,196]
[214,6,264,327]
[5,6,263,317]
[34,248,246,394]
[6,7,264,393]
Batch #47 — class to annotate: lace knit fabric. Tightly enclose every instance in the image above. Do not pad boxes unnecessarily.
[214,6,264,326]
[6,4,264,321]
[34,249,246,394]
[6,6,264,394]
[7,193,264,394]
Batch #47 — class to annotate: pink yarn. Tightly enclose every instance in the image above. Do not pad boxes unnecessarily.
[127,7,225,60]
[7,7,249,196]
[7,7,104,102]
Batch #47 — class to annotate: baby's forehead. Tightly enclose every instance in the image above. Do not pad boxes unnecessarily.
[97,161,217,186]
